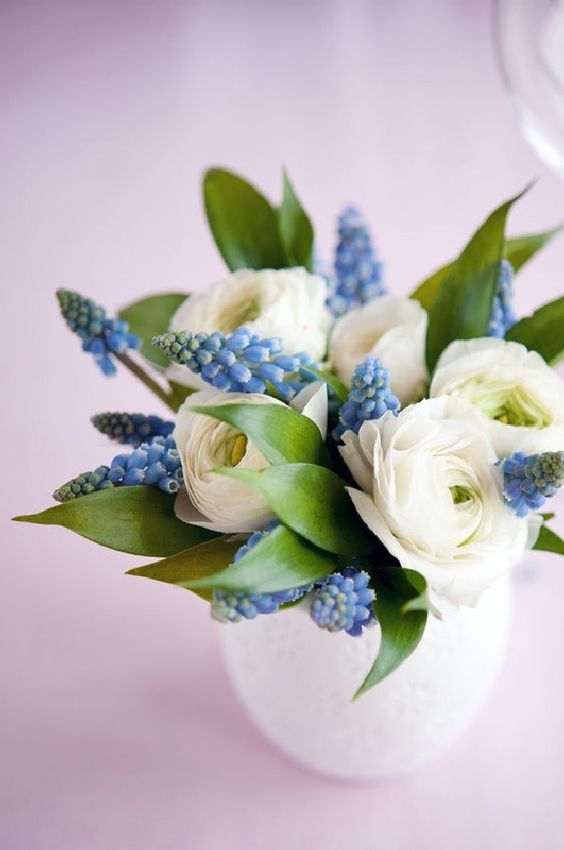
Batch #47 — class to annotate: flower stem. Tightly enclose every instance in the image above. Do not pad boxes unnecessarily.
[115,351,176,412]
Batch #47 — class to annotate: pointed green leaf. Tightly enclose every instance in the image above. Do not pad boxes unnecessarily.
[13,487,217,557]
[220,463,374,555]
[505,296,564,364]
[425,189,529,372]
[412,226,562,312]
[191,402,330,467]
[533,523,564,556]
[203,168,287,270]
[127,536,243,600]
[118,293,187,367]
[355,567,428,699]
[503,227,563,271]
[183,524,336,593]
[278,171,314,270]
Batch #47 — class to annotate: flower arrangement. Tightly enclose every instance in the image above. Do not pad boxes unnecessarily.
[15,169,564,699]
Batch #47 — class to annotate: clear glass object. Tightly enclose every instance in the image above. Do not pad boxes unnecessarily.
[495,0,564,178]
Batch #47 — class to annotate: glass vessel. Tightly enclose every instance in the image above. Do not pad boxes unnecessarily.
[495,0,564,178]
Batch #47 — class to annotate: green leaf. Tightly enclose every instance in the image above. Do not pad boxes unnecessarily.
[264,380,288,402]
[298,366,349,403]
[203,168,287,271]
[505,296,564,364]
[13,487,217,557]
[220,463,374,555]
[533,523,564,556]
[412,226,561,312]
[168,380,196,411]
[127,536,243,601]
[118,293,187,367]
[191,402,331,468]
[182,524,336,593]
[277,171,314,270]
[425,189,528,372]
[355,567,428,699]
[502,227,563,272]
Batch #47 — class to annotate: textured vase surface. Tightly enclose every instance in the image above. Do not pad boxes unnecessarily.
[218,575,511,780]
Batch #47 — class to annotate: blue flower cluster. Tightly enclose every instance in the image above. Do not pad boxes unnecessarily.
[153,326,314,400]
[503,450,564,517]
[211,526,313,623]
[91,412,174,447]
[310,567,376,637]
[53,435,183,502]
[334,356,400,438]
[57,289,140,376]
[488,260,517,338]
[327,206,386,317]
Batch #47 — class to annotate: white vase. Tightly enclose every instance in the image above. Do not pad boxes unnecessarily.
[218,575,511,780]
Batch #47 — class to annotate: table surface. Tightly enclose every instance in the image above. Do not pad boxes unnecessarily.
[2,1,564,848]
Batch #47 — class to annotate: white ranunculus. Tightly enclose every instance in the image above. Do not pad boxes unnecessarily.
[167,267,331,390]
[430,338,564,457]
[173,384,328,533]
[329,296,428,405]
[340,396,528,606]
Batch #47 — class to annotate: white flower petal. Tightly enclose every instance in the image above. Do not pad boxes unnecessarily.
[329,296,428,404]
[430,337,564,456]
[340,396,529,606]
[291,381,328,440]
[170,267,330,362]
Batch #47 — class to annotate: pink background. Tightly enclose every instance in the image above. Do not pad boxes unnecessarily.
[2,1,564,847]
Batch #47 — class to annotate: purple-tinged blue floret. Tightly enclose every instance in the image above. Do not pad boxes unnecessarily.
[153,326,315,401]
[487,260,517,338]
[91,412,174,447]
[503,450,564,517]
[327,206,386,317]
[333,355,400,439]
[56,289,140,376]
[310,567,376,637]
[53,435,182,502]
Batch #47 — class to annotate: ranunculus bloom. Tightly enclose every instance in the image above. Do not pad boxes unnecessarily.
[329,296,427,404]
[167,267,331,390]
[340,396,528,605]
[174,384,328,533]
[430,338,564,457]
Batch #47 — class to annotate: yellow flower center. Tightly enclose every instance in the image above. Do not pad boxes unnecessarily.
[227,434,248,467]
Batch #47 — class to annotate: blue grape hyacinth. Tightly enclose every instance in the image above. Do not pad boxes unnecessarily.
[91,412,174,447]
[211,526,314,623]
[53,435,183,502]
[310,567,376,637]
[488,260,517,338]
[334,355,400,438]
[153,326,314,400]
[57,289,140,376]
[327,205,386,317]
[503,450,564,517]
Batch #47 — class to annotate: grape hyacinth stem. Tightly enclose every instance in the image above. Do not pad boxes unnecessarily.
[115,351,177,412]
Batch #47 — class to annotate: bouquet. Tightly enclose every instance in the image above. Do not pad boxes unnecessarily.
[15,169,564,699]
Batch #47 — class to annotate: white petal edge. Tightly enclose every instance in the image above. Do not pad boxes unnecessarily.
[291,381,329,440]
